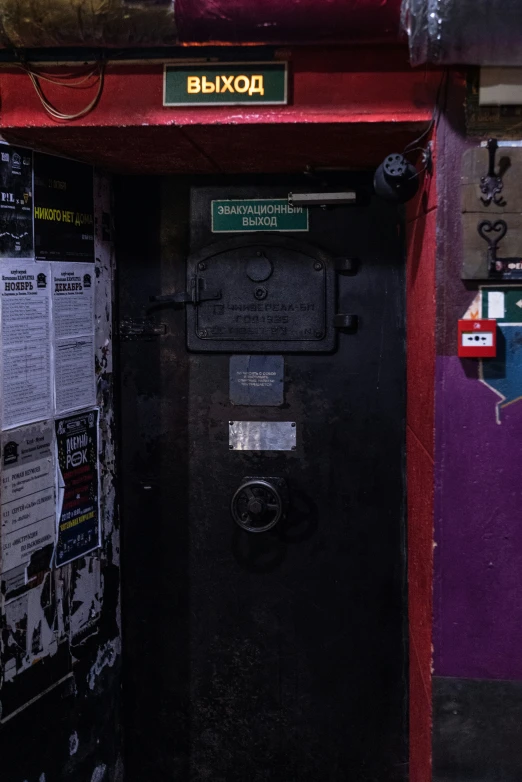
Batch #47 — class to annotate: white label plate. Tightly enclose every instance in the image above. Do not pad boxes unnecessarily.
[229,421,296,451]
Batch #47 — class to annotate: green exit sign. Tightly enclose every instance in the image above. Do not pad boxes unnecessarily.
[164,62,288,107]
[212,199,309,233]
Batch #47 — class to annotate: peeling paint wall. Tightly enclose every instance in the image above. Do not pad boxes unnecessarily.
[0,169,122,782]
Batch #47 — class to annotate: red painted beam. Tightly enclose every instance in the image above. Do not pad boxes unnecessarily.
[176,0,403,44]
[406,133,437,782]
[0,48,438,131]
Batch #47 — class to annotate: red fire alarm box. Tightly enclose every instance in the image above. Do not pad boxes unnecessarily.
[458,319,497,358]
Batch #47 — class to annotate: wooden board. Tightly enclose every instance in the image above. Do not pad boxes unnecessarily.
[462,146,522,279]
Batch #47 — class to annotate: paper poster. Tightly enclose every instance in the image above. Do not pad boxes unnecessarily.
[34,153,94,262]
[0,571,71,722]
[0,261,53,429]
[52,264,96,414]
[54,338,95,414]
[55,409,100,567]
[0,144,33,258]
[2,584,60,685]
[52,263,94,339]
[1,422,56,577]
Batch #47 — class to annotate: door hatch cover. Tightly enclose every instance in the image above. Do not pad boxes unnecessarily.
[187,236,335,353]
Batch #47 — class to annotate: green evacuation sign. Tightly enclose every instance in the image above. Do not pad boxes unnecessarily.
[164,62,288,106]
[211,199,309,233]
[482,287,522,323]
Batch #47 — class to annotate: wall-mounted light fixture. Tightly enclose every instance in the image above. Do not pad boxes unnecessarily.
[288,191,356,207]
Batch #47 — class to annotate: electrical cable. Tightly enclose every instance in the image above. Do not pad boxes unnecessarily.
[16,60,105,121]
[403,67,449,156]
[21,66,100,87]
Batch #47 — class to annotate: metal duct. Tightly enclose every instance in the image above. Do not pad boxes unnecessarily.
[175,0,403,45]
[402,0,522,65]
[0,0,177,48]
[0,0,404,49]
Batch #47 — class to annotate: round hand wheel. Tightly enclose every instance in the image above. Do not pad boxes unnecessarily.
[231,479,284,533]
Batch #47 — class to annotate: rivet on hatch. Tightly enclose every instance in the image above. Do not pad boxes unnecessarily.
[254,286,267,300]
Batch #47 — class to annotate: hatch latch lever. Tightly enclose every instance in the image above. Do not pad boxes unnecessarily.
[150,277,221,307]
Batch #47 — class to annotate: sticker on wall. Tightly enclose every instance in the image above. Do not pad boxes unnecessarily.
[0,260,53,430]
[52,263,96,414]
[55,409,100,567]
[461,285,522,423]
[1,421,56,581]
[0,144,33,258]
[34,154,94,263]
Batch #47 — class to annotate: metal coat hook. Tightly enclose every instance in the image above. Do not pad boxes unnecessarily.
[480,138,506,207]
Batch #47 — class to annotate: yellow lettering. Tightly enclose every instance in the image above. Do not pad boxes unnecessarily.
[220,75,235,93]
[202,76,216,93]
[234,75,249,94]
[249,75,264,96]
[187,76,201,94]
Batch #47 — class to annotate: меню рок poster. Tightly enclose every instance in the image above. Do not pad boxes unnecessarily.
[55,409,100,566]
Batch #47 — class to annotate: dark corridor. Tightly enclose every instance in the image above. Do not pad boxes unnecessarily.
[116,174,407,782]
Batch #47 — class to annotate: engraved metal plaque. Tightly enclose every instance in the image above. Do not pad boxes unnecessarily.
[229,421,296,451]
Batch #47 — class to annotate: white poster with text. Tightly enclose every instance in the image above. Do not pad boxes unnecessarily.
[1,421,56,576]
[0,261,53,430]
[52,263,96,415]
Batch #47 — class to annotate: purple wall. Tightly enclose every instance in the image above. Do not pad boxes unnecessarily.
[434,79,522,680]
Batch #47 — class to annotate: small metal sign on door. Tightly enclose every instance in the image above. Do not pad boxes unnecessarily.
[230,355,284,406]
[212,199,309,233]
[229,421,296,451]
[164,62,288,107]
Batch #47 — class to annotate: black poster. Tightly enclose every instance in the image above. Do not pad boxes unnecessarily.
[34,153,94,262]
[55,409,100,566]
[0,145,33,257]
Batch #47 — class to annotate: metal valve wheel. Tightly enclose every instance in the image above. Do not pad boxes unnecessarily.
[231,478,286,533]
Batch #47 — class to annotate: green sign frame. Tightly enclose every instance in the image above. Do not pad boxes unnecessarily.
[163,62,288,107]
[211,199,309,233]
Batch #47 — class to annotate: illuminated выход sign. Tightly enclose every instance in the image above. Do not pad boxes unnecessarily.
[163,62,288,106]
